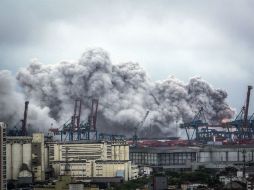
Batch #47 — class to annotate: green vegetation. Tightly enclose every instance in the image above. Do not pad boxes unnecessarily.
[166,167,221,189]
[108,166,224,190]
[108,177,151,190]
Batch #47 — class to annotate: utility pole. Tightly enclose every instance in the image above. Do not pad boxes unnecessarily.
[243,149,246,179]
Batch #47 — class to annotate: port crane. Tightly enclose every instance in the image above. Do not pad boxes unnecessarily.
[180,85,254,144]
[49,99,99,141]
[225,85,254,140]
[180,107,209,143]
[132,110,150,147]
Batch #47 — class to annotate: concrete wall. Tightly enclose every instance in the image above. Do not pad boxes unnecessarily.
[6,143,11,180]
[60,162,92,177]
[12,143,23,179]
[111,144,129,160]
[52,141,132,181]
[56,143,107,161]
[130,145,254,170]
[198,147,254,163]
[32,133,45,181]
[44,146,49,171]
[6,137,32,180]
[23,143,32,169]
[52,141,130,163]
[93,161,130,181]
[59,160,131,181]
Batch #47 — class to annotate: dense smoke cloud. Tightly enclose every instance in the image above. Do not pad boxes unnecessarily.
[0,70,56,132]
[12,48,234,137]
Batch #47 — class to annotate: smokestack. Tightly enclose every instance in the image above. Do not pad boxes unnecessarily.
[21,101,29,136]
[71,100,78,129]
[244,85,252,128]
[77,100,82,130]
[90,99,99,131]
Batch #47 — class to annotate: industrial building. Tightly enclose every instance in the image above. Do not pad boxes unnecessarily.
[5,131,254,188]
[179,85,254,144]
[3,100,140,189]
[0,122,7,190]
[5,133,136,185]
[47,139,132,181]
[6,136,32,181]
[3,85,254,189]
[130,146,196,170]
[130,143,254,171]
[129,85,254,173]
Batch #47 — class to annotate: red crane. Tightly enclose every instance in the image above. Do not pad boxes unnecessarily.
[89,99,99,131]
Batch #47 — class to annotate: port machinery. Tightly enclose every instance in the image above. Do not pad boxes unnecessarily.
[180,106,233,143]
[180,85,254,144]
[49,98,127,142]
[49,99,99,141]
[7,101,30,136]
[132,110,150,147]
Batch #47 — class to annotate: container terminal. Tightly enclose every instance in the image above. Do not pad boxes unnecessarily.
[1,85,254,190]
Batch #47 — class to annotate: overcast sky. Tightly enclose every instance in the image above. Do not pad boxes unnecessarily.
[0,0,254,113]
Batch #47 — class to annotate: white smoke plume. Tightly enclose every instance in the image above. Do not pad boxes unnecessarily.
[13,48,234,137]
[0,70,56,132]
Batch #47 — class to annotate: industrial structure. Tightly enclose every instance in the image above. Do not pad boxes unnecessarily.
[180,85,254,144]
[47,138,132,181]
[6,136,32,181]
[130,143,254,171]
[7,101,30,136]
[3,98,140,189]
[5,133,137,188]
[0,122,7,190]
[49,99,99,141]
[132,110,150,147]
[3,85,254,189]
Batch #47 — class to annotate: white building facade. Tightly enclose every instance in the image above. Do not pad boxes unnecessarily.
[0,122,7,190]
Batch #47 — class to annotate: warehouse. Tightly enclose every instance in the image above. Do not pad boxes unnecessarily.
[130,144,254,171]
[50,140,132,181]
[5,132,136,186]
[130,146,198,171]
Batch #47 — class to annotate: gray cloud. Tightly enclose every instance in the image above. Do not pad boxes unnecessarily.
[1,1,254,46]
[15,48,234,137]
[0,0,254,113]
[0,70,56,131]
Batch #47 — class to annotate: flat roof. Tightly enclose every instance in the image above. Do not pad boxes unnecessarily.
[130,146,201,153]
